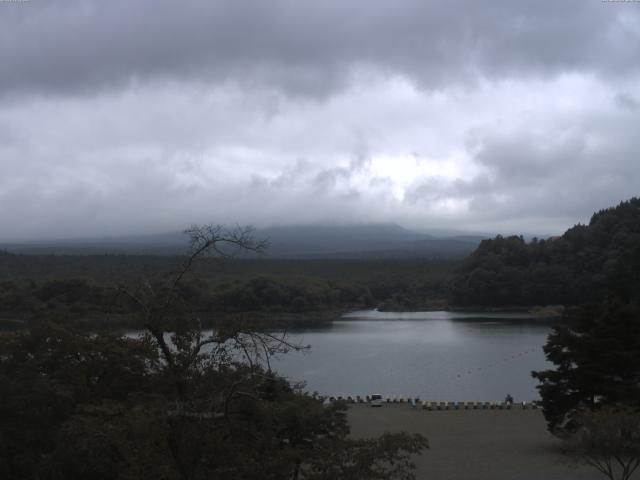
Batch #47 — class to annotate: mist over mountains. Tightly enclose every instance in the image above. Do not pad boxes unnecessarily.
[1,223,487,259]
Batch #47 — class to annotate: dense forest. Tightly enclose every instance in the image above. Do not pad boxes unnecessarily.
[0,253,453,330]
[451,198,640,307]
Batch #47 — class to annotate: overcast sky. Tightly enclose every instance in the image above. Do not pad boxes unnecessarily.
[1,0,639,241]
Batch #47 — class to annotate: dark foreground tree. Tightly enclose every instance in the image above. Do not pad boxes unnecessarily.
[565,407,640,480]
[0,225,427,479]
[532,299,640,433]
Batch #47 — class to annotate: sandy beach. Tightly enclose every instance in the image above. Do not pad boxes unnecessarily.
[348,404,604,480]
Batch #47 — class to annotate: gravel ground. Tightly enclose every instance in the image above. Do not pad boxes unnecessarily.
[348,404,605,480]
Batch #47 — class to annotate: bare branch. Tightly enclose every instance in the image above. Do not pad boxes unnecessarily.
[168,224,267,298]
[116,286,150,314]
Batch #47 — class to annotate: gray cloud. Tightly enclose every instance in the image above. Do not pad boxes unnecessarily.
[615,92,640,111]
[1,1,640,241]
[403,107,640,234]
[473,131,586,184]
[1,1,638,98]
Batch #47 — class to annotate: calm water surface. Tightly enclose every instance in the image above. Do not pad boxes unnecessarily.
[270,310,553,402]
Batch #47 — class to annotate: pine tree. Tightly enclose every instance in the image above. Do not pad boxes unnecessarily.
[532,299,640,433]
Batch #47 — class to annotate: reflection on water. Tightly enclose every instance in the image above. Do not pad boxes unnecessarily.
[271,310,553,402]
[342,310,540,321]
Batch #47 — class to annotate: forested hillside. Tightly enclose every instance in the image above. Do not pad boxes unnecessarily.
[0,253,453,329]
[451,198,640,307]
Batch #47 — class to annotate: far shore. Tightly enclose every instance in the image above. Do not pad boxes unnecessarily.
[348,404,600,480]
[375,304,565,319]
[1,304,565,332]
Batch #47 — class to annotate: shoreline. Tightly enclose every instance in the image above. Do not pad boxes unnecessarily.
[2,304,563,333]
[375,304,565,320]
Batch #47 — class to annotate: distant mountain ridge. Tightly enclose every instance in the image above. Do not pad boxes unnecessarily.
[1,223,487,259]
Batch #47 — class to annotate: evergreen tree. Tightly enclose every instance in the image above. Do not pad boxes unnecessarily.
[532,299,640,433]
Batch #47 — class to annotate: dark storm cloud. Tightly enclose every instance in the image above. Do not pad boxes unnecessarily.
[1,0,638,98]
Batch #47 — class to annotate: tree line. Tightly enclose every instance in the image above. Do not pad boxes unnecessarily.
[452,198,640,307]
[0,255,454,329]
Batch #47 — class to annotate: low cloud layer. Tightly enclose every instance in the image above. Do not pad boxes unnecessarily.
[1,1,639,241]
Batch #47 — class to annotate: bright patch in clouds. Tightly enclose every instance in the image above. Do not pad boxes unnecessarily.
[368,153,475,201]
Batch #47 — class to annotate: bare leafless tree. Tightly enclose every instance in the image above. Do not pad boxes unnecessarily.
[566,407,640,480]
[117,224,302,377]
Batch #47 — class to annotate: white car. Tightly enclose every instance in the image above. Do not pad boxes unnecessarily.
[370,394,383,407]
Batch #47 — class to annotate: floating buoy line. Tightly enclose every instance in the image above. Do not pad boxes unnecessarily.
[452,347,540,382]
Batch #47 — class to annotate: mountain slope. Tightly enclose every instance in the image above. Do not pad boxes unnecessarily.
[451,197,640,306]
[2,223,484,259]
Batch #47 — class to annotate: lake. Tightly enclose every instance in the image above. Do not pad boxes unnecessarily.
[270,310,553,402]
